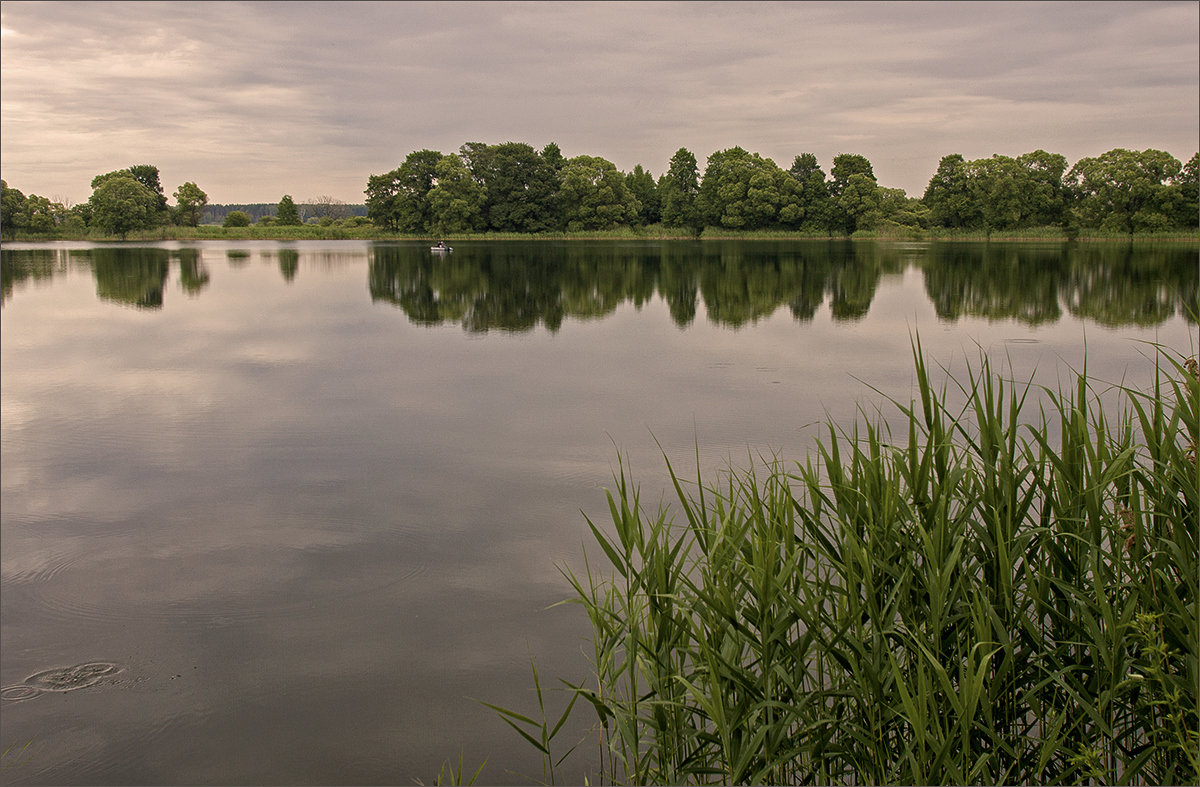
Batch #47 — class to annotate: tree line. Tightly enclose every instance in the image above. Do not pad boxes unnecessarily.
[0,169,367,239]
[2,144,1197,239]
[366,143,1198,237]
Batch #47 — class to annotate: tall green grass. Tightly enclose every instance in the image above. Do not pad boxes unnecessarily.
[497,342,1198,785]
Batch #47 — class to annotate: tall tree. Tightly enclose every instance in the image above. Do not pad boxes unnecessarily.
[428,153,486,235]
[922,154,974,229]
[659,147,702,234]
[829,154,875,198]
[559,155,640,231]
[697,147,785,230]
[89,174,160,238]
[829,154,878,234]
[834,173,883,234]
[480,142,559,233]
[364,171,403,231]
[965,155,1026,234]
[1,180,27,238]
[541,142,566,174]
[1176,153,1199,228]
[1066,148,1182,234]
[394,149,444,233]
[625,165,660,225]
[1016,150,1067,227]
[172,181,208,227]
[779,153,831,232]
[276,194,301,225]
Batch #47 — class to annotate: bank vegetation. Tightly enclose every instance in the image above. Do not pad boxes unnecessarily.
[490,343,1198,786]
[3,144,1197,242]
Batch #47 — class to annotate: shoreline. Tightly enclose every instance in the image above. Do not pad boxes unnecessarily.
[4,227,1198,244]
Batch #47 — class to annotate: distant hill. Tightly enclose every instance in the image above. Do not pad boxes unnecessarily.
[202,203,368,225]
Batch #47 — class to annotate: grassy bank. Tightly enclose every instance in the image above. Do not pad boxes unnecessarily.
[3,224,1197,243]
[492,343,1197,785]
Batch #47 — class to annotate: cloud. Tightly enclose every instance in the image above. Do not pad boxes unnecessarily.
[2,0,1196,203]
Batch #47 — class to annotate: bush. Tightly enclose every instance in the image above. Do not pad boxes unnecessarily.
[223,211,251,228]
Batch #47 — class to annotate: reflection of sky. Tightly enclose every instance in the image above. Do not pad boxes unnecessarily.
[1,241,1197,784]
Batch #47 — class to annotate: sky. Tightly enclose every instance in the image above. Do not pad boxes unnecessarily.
[1,0,1197,206]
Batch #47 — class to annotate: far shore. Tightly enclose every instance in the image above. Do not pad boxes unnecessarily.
[4,225,1199,244]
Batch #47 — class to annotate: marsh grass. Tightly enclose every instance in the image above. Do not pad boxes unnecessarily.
[494,342,1198,785]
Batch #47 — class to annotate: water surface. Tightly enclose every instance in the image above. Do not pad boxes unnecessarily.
[2,239,1196,784]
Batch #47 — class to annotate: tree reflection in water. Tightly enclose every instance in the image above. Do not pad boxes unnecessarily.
[2,240,1196,329]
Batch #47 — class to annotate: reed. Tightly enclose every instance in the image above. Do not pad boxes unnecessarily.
[495,341,1198,785]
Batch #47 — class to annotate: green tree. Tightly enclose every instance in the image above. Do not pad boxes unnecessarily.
[965,155,1027,234]
[89,174,161,238]
[829,153,875,198]
[223,210,251,228]
[697,147,786,230]
[172,181,208,227]
[1,180,27,238]
[276,194,301,226]
[541,142,566,174]
[1176,153,1199,228]
[19,194,61,234]
[364,171,403,231]
[559,155,640,231]
[829,154,878,234]
[365,149,444,233]
[1066,148,1183,233]
[1016,150,1067,227]
[428,153,486,235]
[625,165,660,225]
[922,154,974,229]
[659,147,703,235]
[91,165,169,226]
[779,153,831,232]
[834,173,882,234]
[475,142,560,233]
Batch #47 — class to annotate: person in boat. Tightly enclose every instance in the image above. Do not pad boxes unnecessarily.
[434,241,446,249]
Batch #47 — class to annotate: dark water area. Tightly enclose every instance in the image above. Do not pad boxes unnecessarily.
[1,239,1196,784]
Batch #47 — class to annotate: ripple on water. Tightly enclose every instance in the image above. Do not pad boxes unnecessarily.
[2,662,123,703]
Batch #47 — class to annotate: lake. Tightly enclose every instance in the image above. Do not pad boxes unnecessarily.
[1,239,1196,785]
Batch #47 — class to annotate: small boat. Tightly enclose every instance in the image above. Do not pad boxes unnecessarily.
[431,242,452,253]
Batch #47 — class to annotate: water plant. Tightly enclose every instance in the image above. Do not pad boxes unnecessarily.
[494,340,1198,785]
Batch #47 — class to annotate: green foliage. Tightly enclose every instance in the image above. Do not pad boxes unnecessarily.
[275,194,301,226]
[498,342,1198,785]
[1,179,27,238]
[172,181,207,227]
[364,150,444,233]
[559,155,640,231]
[1066,148,1185,235]
[658,148,703,235]
[89,174,161,238]
[829,154,879,234]
[625,165,660,226]
[780,153,831,232]
[697,147,788,230]
[222,210,251,228]
[923,154,973,229]
[829,153,876,196]
[428,154,485,235]
[476,142,561,233]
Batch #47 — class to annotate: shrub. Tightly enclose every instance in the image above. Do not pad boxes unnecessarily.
[223,211,251,228]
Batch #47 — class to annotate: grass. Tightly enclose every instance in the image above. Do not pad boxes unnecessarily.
[492,340,1198,785]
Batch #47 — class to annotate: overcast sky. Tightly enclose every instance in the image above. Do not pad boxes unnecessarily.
[2,0,1197,205]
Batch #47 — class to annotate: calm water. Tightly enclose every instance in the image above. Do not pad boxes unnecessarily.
[1,239,1196,784]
